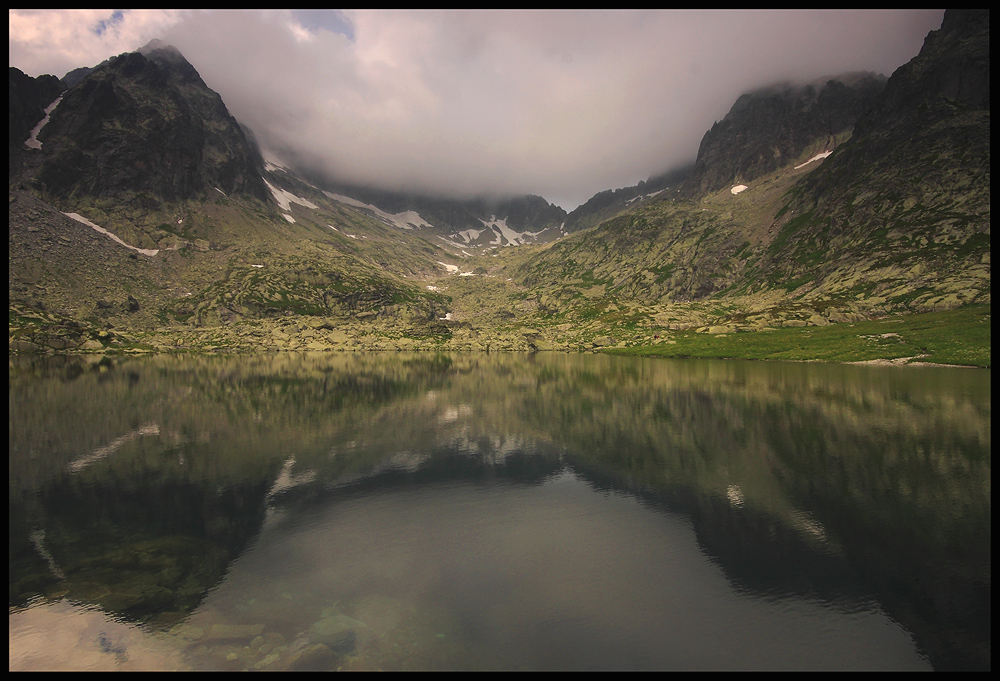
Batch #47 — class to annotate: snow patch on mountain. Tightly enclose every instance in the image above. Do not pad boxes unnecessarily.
[731,184,748,194]
[24,95,63,150]
[481,216,522,245]
[479,215,545,246]
[794,150,833,170]
[625,188,666,206]
[457,228,484,243]
[323,192,433,231]
[63,212,159,256]
[479,215,548,247]
[265,179,318,211]
[328,225,359,239]
[435,235,474,256]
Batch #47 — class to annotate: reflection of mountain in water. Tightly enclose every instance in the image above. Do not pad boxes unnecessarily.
[11,475,271,624]
[9,352,453,626]
[8,353,990,669]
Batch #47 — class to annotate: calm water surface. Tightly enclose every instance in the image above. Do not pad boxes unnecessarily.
[8,353,990,670]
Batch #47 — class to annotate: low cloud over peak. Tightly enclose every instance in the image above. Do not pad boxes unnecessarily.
[9,9,944,210]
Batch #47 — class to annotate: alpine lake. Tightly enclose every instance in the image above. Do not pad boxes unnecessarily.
[9,352,990,671]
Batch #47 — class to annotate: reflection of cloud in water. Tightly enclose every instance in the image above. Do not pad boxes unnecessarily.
[201,467,929,671]
[9,600,188,671]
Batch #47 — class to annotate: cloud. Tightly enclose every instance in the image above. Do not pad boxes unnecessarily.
[9,9,944,210]
[9,10,186,75]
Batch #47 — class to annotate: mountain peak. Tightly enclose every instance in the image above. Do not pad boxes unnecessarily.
[32,41,267,204]
[137,39,186,64]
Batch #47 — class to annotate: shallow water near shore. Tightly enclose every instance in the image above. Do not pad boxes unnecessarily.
[9,353,991,670]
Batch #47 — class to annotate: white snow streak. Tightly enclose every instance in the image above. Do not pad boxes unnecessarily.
[264,179,318,211]
[794,150,833,170]
[457,228,484,243]
[62,212,159,256]
[24,95,63,150]
[323,192,433,231]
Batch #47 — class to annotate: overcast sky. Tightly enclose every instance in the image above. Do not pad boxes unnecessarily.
[10,9,944,210]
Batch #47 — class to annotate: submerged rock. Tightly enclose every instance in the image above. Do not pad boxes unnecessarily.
[308,613,365,654]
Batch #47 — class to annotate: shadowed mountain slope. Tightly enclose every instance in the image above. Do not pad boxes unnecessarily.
[684,72,887,198]
[8,68,65,149]
[35,41,268,205]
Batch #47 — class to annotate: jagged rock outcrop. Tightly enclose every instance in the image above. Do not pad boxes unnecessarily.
[487,194,566,233]
[34,41,267,204]
[685,72,886,197]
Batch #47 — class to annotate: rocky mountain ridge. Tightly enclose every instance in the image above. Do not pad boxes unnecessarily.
[296,173,569,250]
[684,72,887,198]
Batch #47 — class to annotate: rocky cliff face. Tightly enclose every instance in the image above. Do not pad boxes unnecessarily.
[756,9,990,311]
[795,9,989,204]
[685,72,886,197]
[35,42,267,205]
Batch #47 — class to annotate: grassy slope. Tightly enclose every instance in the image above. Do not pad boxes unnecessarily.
[10,138,990,366]
[605,304,990,367]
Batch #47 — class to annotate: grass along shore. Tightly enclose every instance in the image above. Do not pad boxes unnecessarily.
[604,304,991,368]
